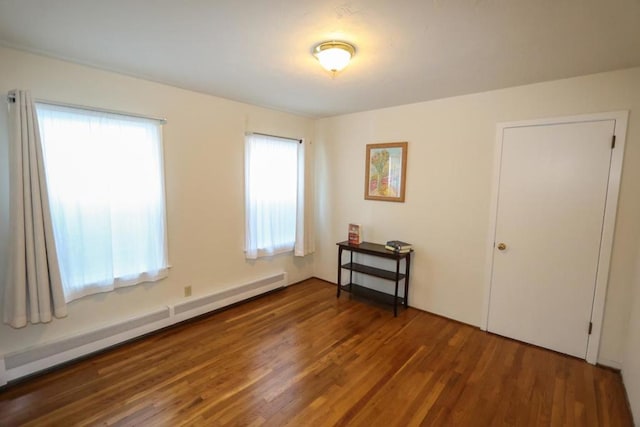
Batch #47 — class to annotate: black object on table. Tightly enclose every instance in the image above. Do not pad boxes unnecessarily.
[336,241,412,316]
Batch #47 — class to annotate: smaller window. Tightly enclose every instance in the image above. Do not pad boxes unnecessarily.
[244,133,300,259]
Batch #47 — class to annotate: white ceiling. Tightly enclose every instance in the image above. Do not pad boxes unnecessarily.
[0,0,639,118]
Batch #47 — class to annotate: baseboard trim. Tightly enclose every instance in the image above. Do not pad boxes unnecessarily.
[1,272,292,385]
[318,275,625,368]
[597,358,622,370]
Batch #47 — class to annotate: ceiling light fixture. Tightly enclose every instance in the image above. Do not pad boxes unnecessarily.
[313,41,356,75]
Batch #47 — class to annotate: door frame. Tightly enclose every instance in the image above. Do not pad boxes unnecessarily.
[481,111,629,364]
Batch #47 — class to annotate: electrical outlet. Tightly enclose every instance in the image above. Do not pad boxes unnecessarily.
[184,286,192,297]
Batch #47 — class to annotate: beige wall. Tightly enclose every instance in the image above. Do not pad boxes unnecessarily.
[1,44,639,368]
[0,46,315,354]
[622,252,640,423]
[314,67,640,365]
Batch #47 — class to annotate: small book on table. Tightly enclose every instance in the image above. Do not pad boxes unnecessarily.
[385,240,412,253]
[348,223,362,245]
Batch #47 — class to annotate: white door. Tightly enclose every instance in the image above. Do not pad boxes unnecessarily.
[487,119,615,358]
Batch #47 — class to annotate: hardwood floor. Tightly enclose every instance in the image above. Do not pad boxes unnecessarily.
[0,279,633,426]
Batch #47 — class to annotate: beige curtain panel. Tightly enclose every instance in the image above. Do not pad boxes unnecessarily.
[3,90,67,328]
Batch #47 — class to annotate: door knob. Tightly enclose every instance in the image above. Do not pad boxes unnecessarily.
[497,243,507,251]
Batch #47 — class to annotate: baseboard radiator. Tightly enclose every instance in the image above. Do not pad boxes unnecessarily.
[0,272,288,386]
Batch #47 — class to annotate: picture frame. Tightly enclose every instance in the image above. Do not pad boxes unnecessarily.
[364,142,408,202]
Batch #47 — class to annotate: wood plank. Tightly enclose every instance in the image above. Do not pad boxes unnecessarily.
[0,279,633,426]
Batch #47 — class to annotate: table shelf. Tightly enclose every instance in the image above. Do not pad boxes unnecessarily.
[341,262,406,281]
[339,284,406,307]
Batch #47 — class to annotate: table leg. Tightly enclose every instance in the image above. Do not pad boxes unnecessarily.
[349,251,354,293]
[404,253,411,308]
[394,258,400,317]
[337,247,343,298]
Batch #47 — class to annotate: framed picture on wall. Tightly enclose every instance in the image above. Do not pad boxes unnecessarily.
[364,142,408,202]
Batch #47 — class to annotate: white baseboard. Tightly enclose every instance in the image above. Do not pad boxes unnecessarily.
[1,272,288,385]
[172,272,286,322]
[597,357,622,370]
[0,358,6,386]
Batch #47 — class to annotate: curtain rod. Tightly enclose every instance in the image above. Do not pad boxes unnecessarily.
[245,131,302,144]
[35,99,167,124]
[6,93,166,124]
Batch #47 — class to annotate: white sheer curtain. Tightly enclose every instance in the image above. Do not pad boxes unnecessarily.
[35,103,169,302]
[294,140,314,256]
[245,133,313,259]
[4,90,67,328]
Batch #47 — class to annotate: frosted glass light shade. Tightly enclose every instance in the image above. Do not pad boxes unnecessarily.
[313,41,356,73]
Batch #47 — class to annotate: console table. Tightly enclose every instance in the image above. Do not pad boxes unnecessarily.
[336,241,412,316]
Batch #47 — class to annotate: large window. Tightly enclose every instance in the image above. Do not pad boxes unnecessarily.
[36,103,169,302]
[244,133,301,259]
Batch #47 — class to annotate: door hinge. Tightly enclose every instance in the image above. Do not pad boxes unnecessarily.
[588,322,593,335]
[611,135,616,149]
